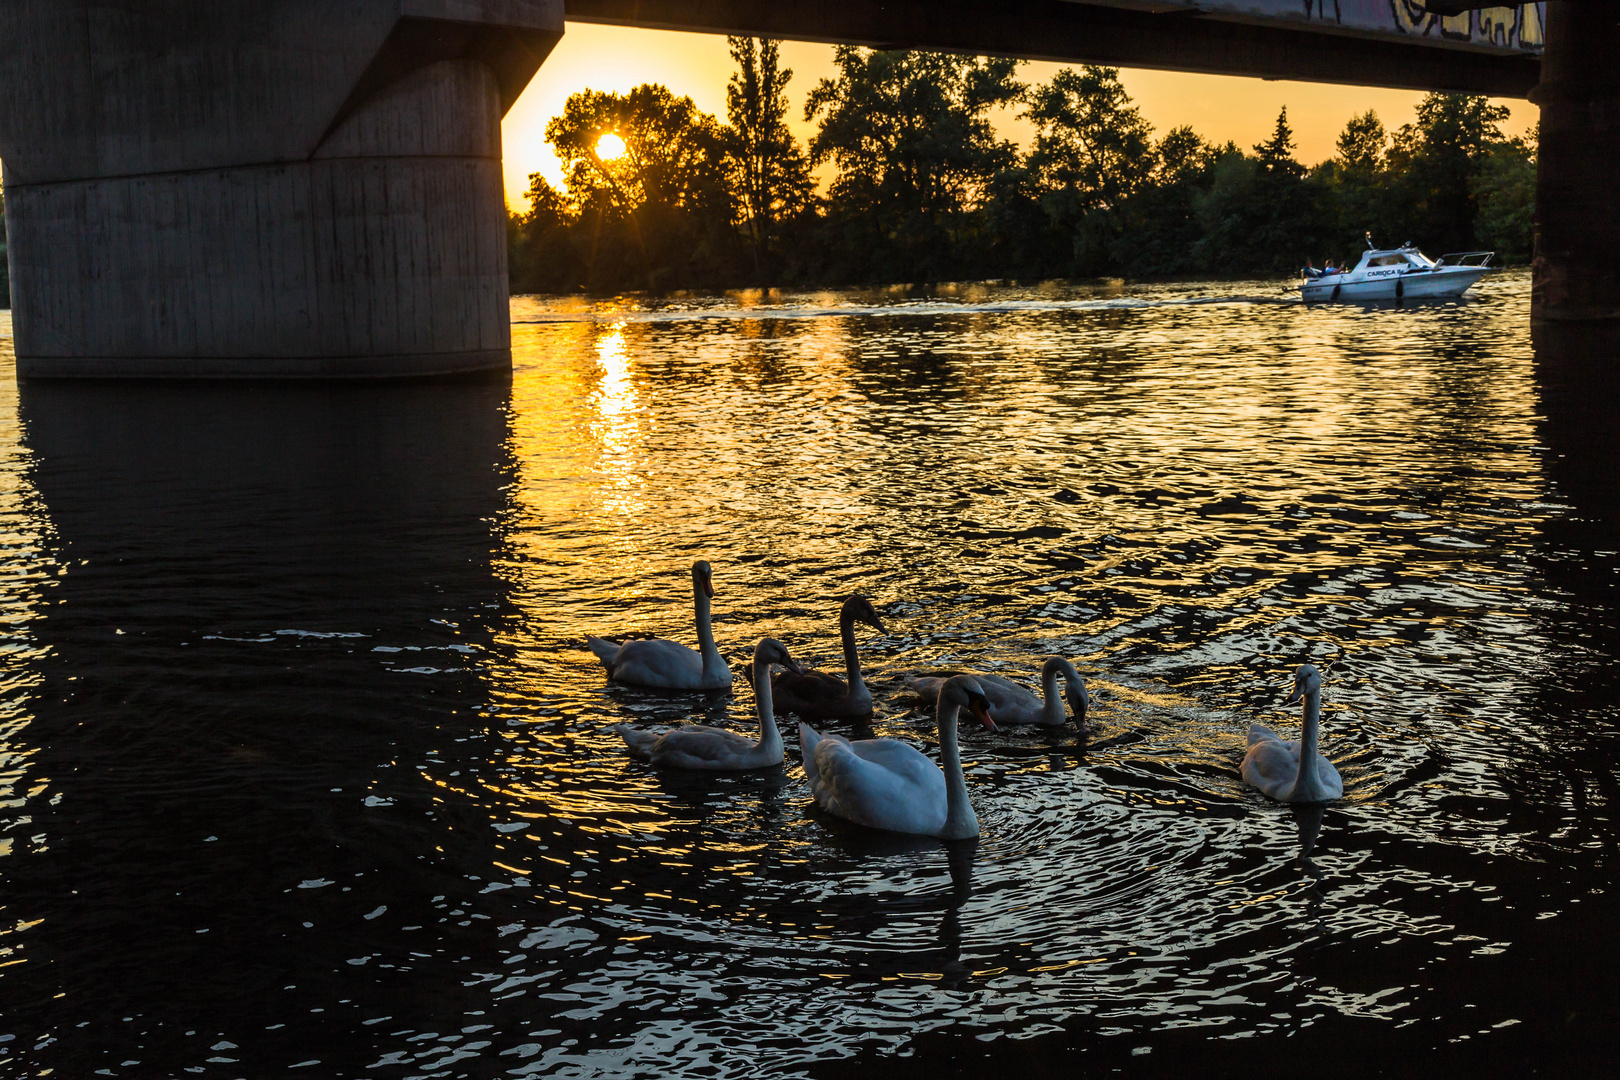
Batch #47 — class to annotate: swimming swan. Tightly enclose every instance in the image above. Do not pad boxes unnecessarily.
[770,595,887,720]
[587,561,732,690]
[1241,664,1343,803]
[905,658,1089,730]
[800,675,997,839]
[618,638,801,770]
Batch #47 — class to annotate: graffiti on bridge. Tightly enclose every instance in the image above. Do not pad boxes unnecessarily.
[1178,2,1546,52]
[1388,2,1544,48]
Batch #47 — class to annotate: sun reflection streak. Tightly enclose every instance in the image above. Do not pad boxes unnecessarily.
[593,323,635,421]
[590,323,646,520]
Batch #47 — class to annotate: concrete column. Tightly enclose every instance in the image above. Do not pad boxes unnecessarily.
[0,2,562,377]
[1532,1,1620,323]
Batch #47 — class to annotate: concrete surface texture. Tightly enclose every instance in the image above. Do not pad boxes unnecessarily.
[1532,2,1620,323]
[561,0,1545,95]
[0,0,562,377]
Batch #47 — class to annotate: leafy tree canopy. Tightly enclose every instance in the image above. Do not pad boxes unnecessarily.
[1025,66,1156,215]
[1335,111,1387,174]
[805,47,1023,218]
[1254,107,1305,179]
[1387,92,1513,254]
[1156,126,1219,185]
[508,61,1541,292]
[724,37,814,253]
[546,85,731,221]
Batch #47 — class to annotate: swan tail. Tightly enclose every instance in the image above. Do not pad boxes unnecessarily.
[798,723,823,787]
[586,636,623,672]
[618,724,661,760]
[1247,724,1280,747]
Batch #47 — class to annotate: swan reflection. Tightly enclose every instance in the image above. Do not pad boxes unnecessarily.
[1292,802,1327,868]
[818,831,981,988]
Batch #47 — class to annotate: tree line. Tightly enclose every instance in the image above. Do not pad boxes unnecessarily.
[510,40,1536,294]
[0,52,1541,313]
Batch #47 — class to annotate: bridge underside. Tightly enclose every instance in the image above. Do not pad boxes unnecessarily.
[562,0,1541,97]
[0,2,1611,380]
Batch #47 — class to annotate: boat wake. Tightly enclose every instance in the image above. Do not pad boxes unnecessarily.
[512,293,1300,326]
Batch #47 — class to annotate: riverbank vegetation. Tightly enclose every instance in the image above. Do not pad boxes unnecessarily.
[508,39,1536,294]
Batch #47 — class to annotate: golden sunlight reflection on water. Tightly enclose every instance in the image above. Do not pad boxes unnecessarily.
[7,274,1619,1076]
[454,277,1580,1073]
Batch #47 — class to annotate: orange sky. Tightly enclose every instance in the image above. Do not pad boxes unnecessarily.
[501,22,1540,208]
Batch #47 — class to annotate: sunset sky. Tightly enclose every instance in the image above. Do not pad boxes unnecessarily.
[500,23,1539,208]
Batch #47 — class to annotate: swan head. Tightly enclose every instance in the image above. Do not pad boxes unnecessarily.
[692,560,716,598]
[1284,664,1323,706]
[843,595,887,634]
[752,637,802,675]
[1042,657,1089,730]
[940,675,998,733]
[1065,675,1090,732]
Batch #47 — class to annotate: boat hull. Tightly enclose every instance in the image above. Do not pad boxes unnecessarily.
[1301,266,1490,303]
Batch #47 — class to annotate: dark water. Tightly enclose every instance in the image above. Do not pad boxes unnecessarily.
[1,272,1618,1077]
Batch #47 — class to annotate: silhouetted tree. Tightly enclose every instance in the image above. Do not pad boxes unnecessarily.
[546,84,736,290]
[1385,92,1511,254]
[503,55,1539,292]
[508,175,580,293]
[1316,110,1399,257]
[1183,109,1330,276]
[1111,126,1222,278]
[1336,110,1387,173]
[723,37,814,274]
[1023,66,1156,273]
[1188,108,1328,273]
[805,47,1023,281]
[1472,130,1537,263]
[1255,107,1306,179]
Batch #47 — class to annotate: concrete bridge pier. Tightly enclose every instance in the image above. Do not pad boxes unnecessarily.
[0,2,562,378]
[1534,2,1620,323]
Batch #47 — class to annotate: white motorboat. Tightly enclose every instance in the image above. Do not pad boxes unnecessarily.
[1301,243,1494,303]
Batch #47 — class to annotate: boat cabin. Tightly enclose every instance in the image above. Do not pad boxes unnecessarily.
[1359,248,1437,272]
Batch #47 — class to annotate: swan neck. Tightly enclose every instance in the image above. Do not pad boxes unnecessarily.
[694,585,720,670]
[839,611,866,693]
[1291,686,1324,800]
[753,654,783,756]
[938,704,979,839]
[1041,664,1065,726]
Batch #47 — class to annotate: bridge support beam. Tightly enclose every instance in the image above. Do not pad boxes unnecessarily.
[1533,2,1620,323]
[0,2,562,378]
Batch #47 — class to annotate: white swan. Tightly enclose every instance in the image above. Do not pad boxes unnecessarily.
[619,638,800,770]
[1241,664,1344,803]
[905,657,1089,730]
[586,561,732,690]
[800,674,997,839]
[771,595,887,720]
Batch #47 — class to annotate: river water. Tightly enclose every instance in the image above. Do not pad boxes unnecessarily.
[0,271,1617,1077]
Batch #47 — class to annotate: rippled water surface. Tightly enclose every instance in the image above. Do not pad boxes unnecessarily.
[2,273,1619,1077]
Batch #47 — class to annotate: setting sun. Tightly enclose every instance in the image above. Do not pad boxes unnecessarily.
[595,132,628,161]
